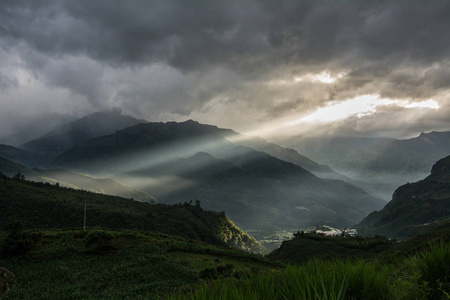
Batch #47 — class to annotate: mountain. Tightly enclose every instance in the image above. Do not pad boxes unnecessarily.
[234,136,343,180]
[52,120,385,231]
[0,156,46,182]
[287,132,450,200]
[0,173,266,254]
[20,109,146,156]
[0,157,156,203]
[0,144,53,168]
[354,155,450,239]
[0,113,75,147]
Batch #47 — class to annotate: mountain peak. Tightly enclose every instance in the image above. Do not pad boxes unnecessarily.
[181,119,199,125]
[21,111,146,155]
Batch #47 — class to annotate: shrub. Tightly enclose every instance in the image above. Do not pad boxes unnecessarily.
[84,230,115,251]
[1,221,38,257]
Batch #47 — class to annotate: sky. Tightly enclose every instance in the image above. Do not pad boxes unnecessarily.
[1,0,450,140]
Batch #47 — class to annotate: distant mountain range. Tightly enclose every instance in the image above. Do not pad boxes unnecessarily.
[354,155,450,239]
[287,132,450,200]
[0,113,76,147]
[0,144,53,168]
[0,156,155,203]
[51,120,385,231]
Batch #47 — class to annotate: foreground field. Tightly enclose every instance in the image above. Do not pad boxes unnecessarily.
[0,228,277,299]
[1,225,449,299]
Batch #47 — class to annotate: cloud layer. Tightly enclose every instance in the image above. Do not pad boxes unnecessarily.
[1,0,450,138]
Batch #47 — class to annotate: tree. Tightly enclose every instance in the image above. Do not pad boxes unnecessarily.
[13,173,25,181]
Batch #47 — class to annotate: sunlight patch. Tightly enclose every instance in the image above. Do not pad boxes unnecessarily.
[296,95,439,124]
[405,99,439,109]
[299,95,394,123]
[295,71,346,84]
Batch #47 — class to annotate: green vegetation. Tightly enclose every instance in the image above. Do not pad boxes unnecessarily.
[170,260,393,300]
[268,232,393,264]
[1,229,276,300]
[410,240,450,299]
[0,170,449,299]
[0,173,266,254]
[2,227,450,299]
[170,238,450,300]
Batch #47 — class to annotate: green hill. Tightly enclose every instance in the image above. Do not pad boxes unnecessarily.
[0,173,266,254]
[354,155,450,239]
[268,232,393,264]
[0,228,276,299]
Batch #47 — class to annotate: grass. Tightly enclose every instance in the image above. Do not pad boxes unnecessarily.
[170,239,450,300]
[0,228,278,299]
[409,240,450,299]
[169,259,394,300]
[268,232,393,264]
[2,228,450,299]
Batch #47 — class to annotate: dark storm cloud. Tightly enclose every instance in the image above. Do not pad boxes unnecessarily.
[4,0,448,72]
[1,0,450,137]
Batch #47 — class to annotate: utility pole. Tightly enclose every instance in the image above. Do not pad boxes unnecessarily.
[83,193,87,231]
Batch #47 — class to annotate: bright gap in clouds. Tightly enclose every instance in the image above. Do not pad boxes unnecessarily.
[294,71,347,84]
[238,96,439,140]
[405,99,439,109]
[298,95,439,124]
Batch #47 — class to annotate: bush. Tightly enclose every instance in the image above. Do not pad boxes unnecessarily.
[1,221,39,257]
[84,230,115,251]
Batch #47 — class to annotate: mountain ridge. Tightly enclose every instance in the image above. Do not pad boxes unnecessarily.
[21,109,147,155]
[354,155,450,239]
[288,131,450,200]
[51,120,385,231]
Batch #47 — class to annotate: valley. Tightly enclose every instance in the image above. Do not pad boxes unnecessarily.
[0,111,449,299]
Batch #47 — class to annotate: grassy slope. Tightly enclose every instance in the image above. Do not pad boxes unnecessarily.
[1,173,449,299]
[268,233,393,264]
[269,222,450,265]
[0,173,266,254]
[171,226,450,300]
[0,229,277,299]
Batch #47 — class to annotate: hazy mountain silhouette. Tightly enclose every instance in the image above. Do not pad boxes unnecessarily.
[0,156,155,202]
[0,144,51,168]
[52,120,385,231]
[21,109,146,155]
[0,113,75,147]
[355,155,450,239]
[288,132,450,200]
